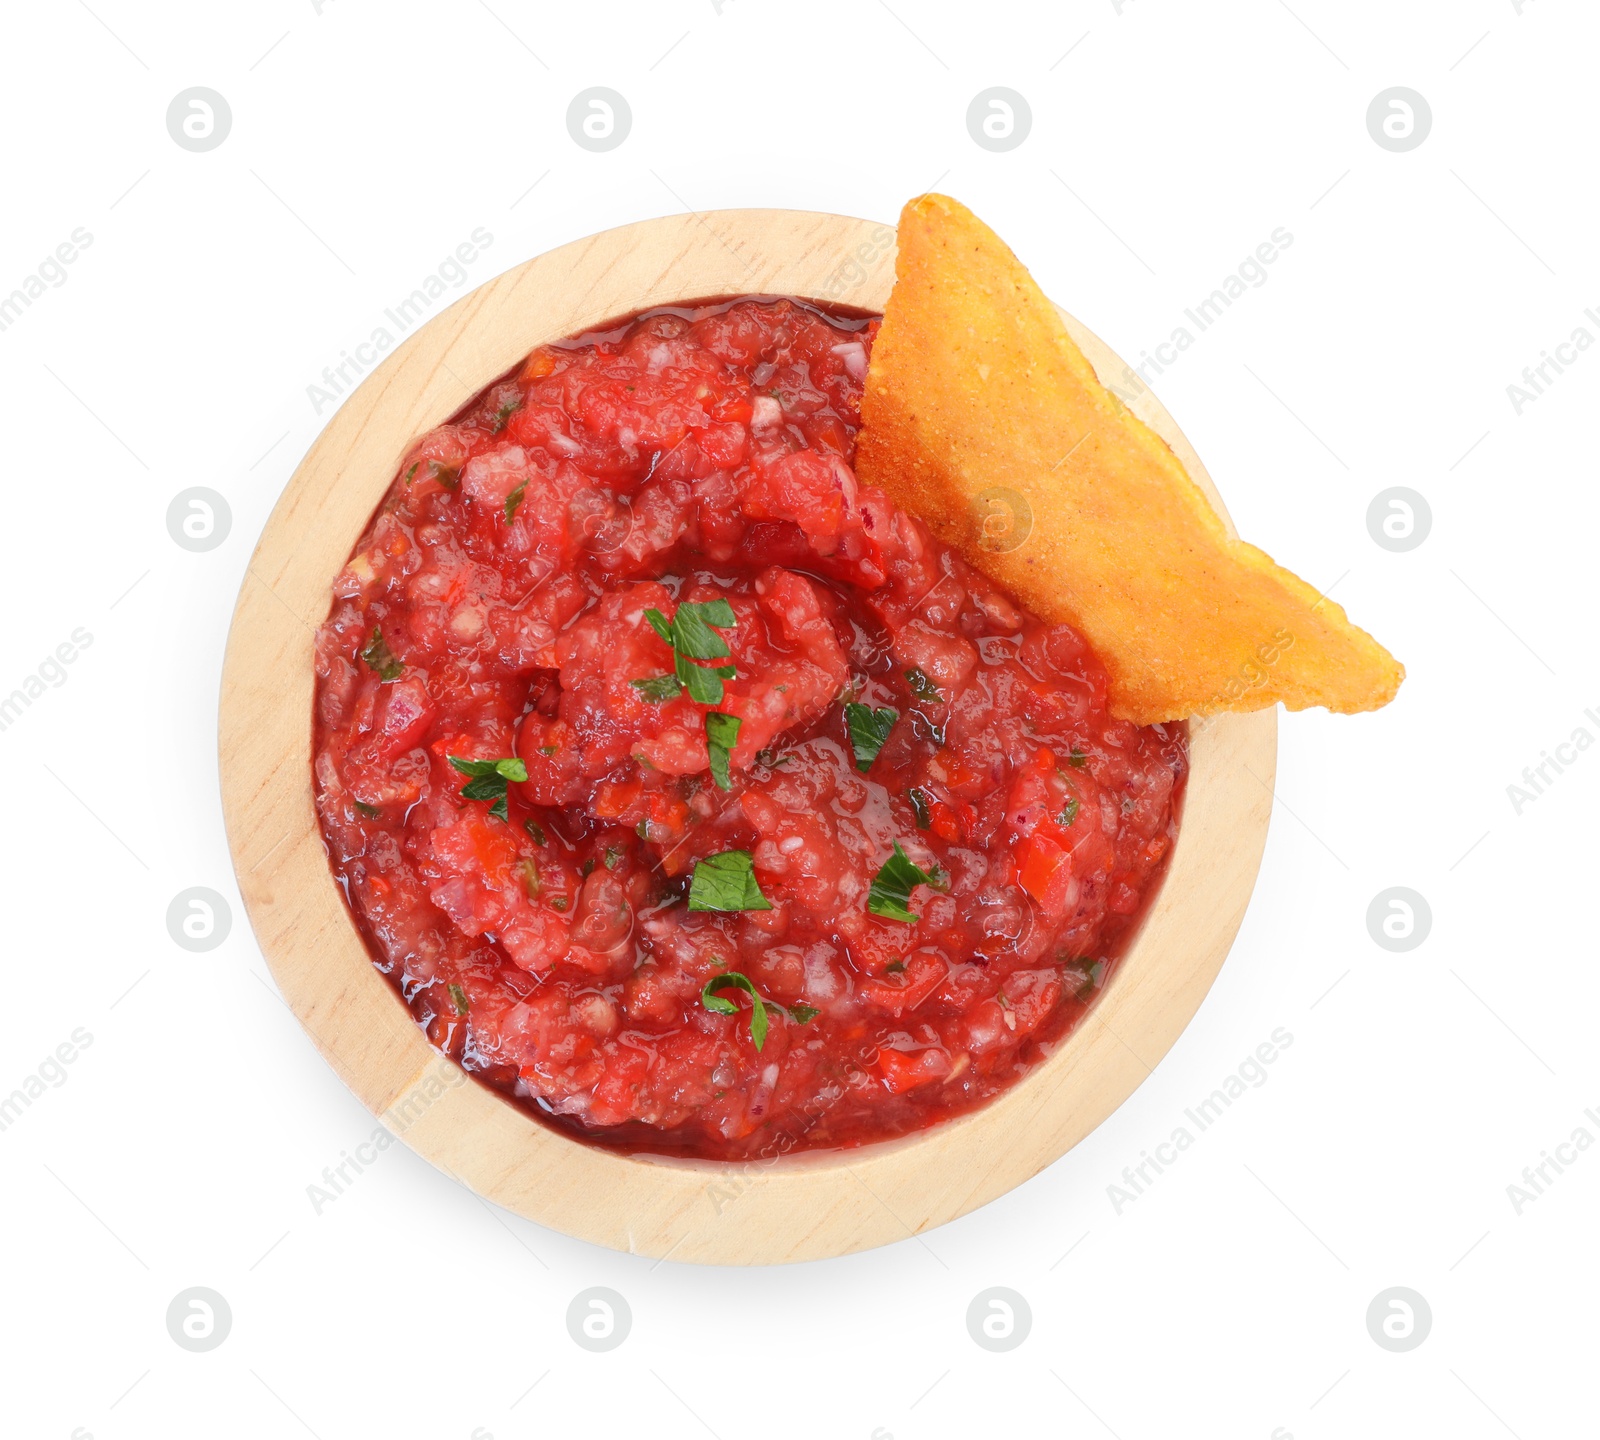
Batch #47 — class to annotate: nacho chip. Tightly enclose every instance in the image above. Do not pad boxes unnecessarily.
[856,193,1403,725]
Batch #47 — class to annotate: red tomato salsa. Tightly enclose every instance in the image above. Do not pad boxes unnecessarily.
[312,297,1186,1159]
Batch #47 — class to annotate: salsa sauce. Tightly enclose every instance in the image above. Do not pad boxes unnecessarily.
[312,297,1186,1159]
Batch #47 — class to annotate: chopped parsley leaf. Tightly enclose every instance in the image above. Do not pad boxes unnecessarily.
[904,667,942,703]
[492,397,522,432]
[404,462,419,483]
[1059,797,1080,827]
[448,983,470,1016]
[867,841,936,924]
[631,673,683,702]
[523,819,547,846]
[907,787,932,830]
[429,460,460,491]
[603,846,623,870]
[644,601,738,706]
[705,711,742,791]
[701,972,818,1050]
[1068,746,1088,768]
[447,754,528,822]
[353,799,381,819]
[845,702,898,773]
[504,479,528,524]
[701,972,773,1050]
[688,849,772,912]
[359,627,404,681]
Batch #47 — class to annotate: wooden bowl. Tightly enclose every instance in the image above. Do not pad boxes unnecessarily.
[220,209,1275,1265]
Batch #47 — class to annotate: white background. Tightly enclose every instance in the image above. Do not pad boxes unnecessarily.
[2,1,1594,1436]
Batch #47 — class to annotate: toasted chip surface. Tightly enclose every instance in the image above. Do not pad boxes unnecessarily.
[856,193,1403,725]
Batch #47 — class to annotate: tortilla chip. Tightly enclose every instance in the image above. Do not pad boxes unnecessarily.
[856,193,1403,725]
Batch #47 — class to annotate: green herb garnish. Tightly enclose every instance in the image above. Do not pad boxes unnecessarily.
[1067,746,1088,768]
[404,462,419,483]
[631,673,683,702]
[493,397,522,432]
[700,972,818,1050]
[353,799,381,819]
[644,600,738,706]
[1059,797,1080,827]
[603,846,623,870]
[359,626,404,681]
[504,479,528,524]
[867,841,937,924]
[845,702,898,773]
[448,983,470,1015]
[907,787,932,830]
[429,460,460,491]
[523,819,547,846]
[447,754,528,822]
[701,971,774,1050]
[904,667,942,703]
[688,850,772,912]
[705,711,742,791]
